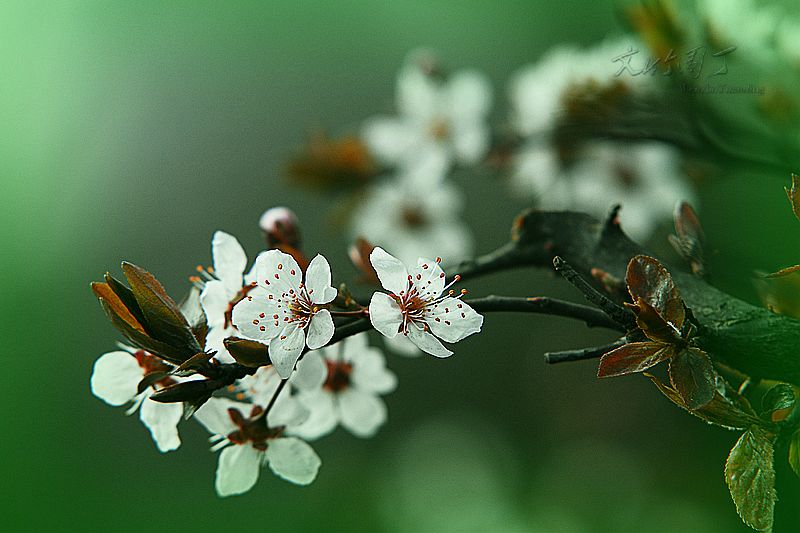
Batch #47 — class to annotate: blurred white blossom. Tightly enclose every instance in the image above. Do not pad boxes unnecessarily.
[350,148,473,265]
[362,49,492,168]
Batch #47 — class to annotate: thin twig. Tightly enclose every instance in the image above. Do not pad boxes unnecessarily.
[552,256,635,330]
[468,295,624,331]
[544,338,626,364]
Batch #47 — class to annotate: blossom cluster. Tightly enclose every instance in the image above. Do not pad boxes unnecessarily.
[91,229,483,496]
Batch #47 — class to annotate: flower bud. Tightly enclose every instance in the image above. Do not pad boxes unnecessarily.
[259,206,301,249]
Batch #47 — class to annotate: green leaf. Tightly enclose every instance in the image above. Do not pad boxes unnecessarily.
[597,341,673,378]
[725,427,776,532]
[760,383,795,417]
[626,255,685,329]
[223,337,272,368]
[789,430,800,478]
[645,373,759,430]
[122,262,201,356]
[668,347,716,409]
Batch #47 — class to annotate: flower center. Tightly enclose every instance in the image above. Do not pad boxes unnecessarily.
[392,266,466,335]
[225,407,284,451]
[134,350,175,389]
[323,360,353,392]
[282,286,317,329]
[401,205,428,228]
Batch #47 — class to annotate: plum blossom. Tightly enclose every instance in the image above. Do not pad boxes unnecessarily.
[232,250,337,378]
[350,148,473,265]
[90,346,184,452]
[368,247,483,357]
[289,333,397,440]
[194,391,320,496]
[198,231,261,363]
[362,49,492,168]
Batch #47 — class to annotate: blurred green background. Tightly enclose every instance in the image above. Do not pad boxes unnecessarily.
[3,1,799,531]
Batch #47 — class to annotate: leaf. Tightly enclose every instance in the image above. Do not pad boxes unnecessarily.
[626,255,685,329]
[760,383,795,417]
[725,427,776,532]
[97,298,189,364]
[760,263,800,279]
[646,373,759,430]
[753,269,800,318]
[786,173,800,222]
[670,201,706,277]
[669,347,716,409]
[149,378,222,404]
[626,297,682,344]
[104,273,150,330]
[122,262,201,356]
[91,282,146,334]
[223,337,272,368]
[136,371,171,395]
[597,341,673,378]
[789,430,800,478]
[173,351,215,375]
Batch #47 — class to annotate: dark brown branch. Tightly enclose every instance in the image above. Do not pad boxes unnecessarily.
[544,339,626,364]
[468,296,624,331]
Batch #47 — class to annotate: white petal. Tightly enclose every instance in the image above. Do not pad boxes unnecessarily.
[269,325,307,378]
[193,397,249,436]
[340,332,369,354]
[255,249,302,294]
[199,280,230,328]
[369,247,409,294]
[305,254,337,304]
[204,326,235,364]
[291,351,328,391]
[406,327,453,358]
[306,310,334,350]
[383,334,423,357]
[361,116,418,165]
[451,124,490,165]
[350,348,397,395]
[410,257,446,300]
[426,297,484,343]
[231,285,280,342]
[139,398,182,452]
[447,70,492,121]
[368,292,404,339]
[397,55,439,120]
[289,390,338,441]
[267,392,310,429]
[265,437,321,485]
[215,444,262,497]
[338,388,388,438]
[90,351,143,406]
[211,231,248,292]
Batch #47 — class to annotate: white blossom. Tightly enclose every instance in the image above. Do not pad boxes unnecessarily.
[232,250,337,378]
[290,333,397,440]
[199,231,261,363]
[367,247,483,357]
[362,49,492,168]
[194,391,320,496]
[90,347,184,453]
[350,148,473,265]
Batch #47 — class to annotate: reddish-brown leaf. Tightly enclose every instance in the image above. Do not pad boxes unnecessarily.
[223,337,272,368]
[670,201,706,277]
[91,282,146,334]
[597,341,673,378]
[669,347,716,409]
[627,297,683,344]
[626,255,685,328]
[786,173,800,222]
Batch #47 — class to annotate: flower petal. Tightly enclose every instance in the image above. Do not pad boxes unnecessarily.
[289,390,338,441]
[255,249,302,294]
[306,309,334,350]
[291,351,328,391]
[410,257,446,300]
[338,388,388,438]
[199,280,231,329]
[406,327,453,358]
[267,392,310,429]
[231,286,280,342]
[369,247,409,294]
[361,116,417,165]
[446,70,492,122]
[216,444,262,497]
[90,351,143,406]
[305,254,338,305]
[266,437,321,485]
[368,292,404,339]
[426,297,484,343]
[194,397,247,436]
[383,334,423,357]
[451,124,489,165]
[211,231,248,292]
[350,348,397,395]
[269,325,307,378]
[139,397,182,452]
